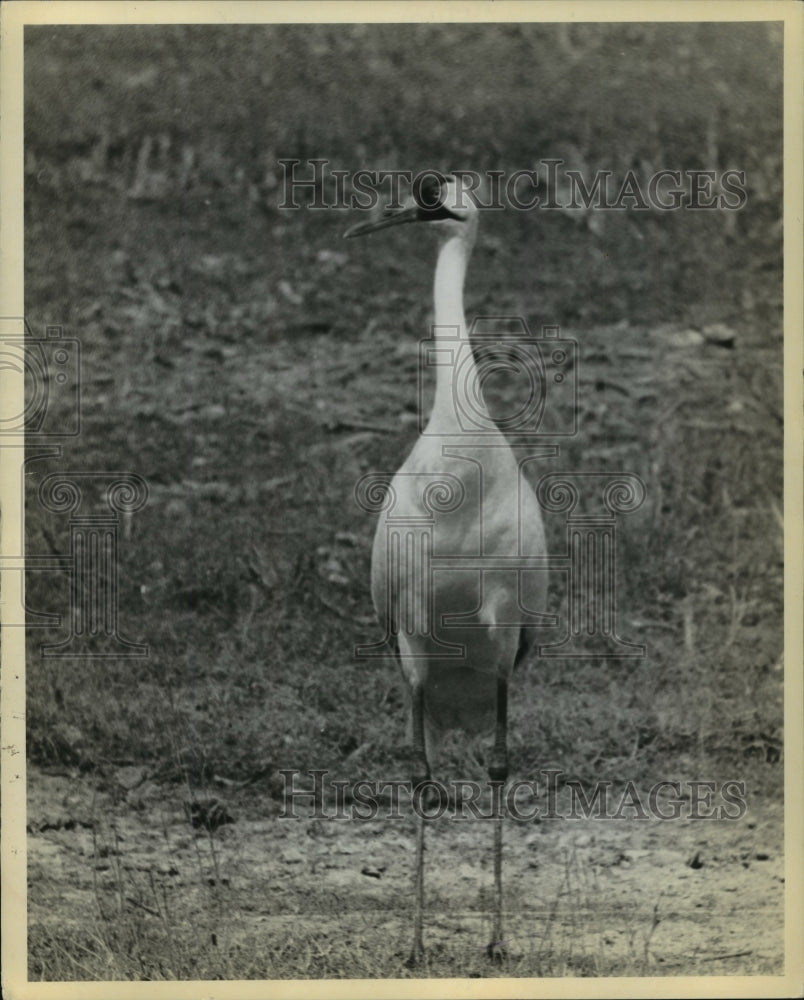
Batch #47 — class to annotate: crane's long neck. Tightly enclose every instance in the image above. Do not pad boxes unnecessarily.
[433,233,469,331]
[427,233,486,433]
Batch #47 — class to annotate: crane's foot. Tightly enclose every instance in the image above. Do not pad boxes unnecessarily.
[405,945,424,969]
[488,762,508,784]
[485,938,506,964]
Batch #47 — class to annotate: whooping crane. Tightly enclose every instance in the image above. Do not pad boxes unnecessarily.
[345,173,548,965]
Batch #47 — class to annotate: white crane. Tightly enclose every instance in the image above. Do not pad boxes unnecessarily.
[345,174,547,966]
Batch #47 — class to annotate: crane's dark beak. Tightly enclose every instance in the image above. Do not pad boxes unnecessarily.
[343,200,419,239]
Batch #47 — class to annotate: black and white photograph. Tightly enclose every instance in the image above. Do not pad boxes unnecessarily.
[2,2,801,996]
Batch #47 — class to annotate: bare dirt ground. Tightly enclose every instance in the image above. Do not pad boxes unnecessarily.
[27,765,783,979]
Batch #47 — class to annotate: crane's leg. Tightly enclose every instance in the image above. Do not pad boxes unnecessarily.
[486,676,508,962]
[407,681,430,968]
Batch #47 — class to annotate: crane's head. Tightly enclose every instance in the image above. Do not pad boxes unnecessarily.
[343,172,478,243]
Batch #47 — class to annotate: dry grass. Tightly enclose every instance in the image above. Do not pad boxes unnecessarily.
[23,22,783,981]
